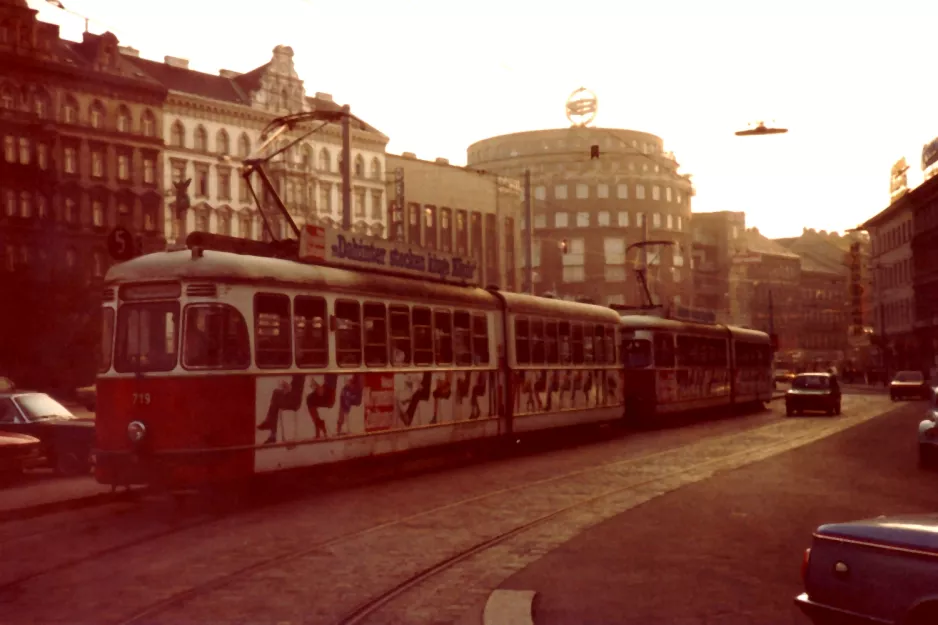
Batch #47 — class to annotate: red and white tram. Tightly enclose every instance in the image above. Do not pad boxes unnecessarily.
[93,238,625,489]
[618,315,773,421]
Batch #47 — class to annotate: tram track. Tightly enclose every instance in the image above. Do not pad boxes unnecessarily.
[108,408,881,625]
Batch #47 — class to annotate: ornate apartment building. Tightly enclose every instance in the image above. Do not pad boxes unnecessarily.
[0,0,167,389]
[467,127,694,307]
[123,44,388,243]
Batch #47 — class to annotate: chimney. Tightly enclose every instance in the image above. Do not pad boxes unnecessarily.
[402,152,417,159]
[219,69,242,78]
[164,55,189,69]
[435,157,450,165]
[314,92,333,102]
[118,45,139,58]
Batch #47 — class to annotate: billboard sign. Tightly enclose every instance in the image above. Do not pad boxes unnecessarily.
[923,137,938,171]
[890,157,909,201]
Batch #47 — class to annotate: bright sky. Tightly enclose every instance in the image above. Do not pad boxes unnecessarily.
[26,0,938,238]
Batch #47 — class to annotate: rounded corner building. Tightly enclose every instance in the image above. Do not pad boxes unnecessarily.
[467,127,694,309]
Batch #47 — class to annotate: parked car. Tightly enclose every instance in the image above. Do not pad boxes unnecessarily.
[890,370,930,401]
[795,514,938,624]
[0,431,42,481]
[917,389,938,467]
[786,372,842,416]
[0,391,95,475]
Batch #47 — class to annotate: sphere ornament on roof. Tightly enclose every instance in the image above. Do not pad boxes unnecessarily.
[566,87,598,127]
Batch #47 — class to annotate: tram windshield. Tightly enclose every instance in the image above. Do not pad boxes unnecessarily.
[622,339,652,368]
[114,302,179,373]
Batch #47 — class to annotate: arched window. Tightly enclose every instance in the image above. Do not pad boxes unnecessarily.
[170,120,185,147]
[354,155,364,177]
[194,126,208,152]
[0,84,15,109]
[371,157,382,180]
[319,148,331,172]
[216,129,230,155]
[62,95,78,124]
[238,133,250,158]
[301,144,313,169]
[116,105,132,132]
[19,191,31,218]
[141,110,156,137]
[33,89,50,119]
[89,100,105,129]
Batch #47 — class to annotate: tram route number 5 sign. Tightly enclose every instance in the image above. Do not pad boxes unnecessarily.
[299,224,327,262]
[107,226,136,262]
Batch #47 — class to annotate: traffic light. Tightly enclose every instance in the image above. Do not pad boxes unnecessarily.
[174,178,192,219]
[590,144,600,159]
[560,239,569,254]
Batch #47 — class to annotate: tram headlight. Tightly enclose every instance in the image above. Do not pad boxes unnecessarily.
[127,421,147,444]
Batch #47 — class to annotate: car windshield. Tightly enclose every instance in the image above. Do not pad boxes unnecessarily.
[792,375,830,390]
[13,394,75,421]
[894,371,924,383]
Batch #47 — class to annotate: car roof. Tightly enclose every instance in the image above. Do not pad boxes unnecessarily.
[794,372,833,378]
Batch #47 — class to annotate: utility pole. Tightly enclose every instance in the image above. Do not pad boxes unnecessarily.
[523,169,533,294]
[641,214,649,305]
[768,288,775,339]
[341,104,352,231]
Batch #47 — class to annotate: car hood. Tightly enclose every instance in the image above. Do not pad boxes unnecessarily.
[892,381,924,387]
[816,514,938,552]
[0,431,41,446]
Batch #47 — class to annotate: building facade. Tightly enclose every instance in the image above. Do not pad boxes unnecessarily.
[690,210,746,323]
[385,152,523,290]
[466,128,694,307]
[124,45,388,244]
[797,258,849,363]
[908,174,938,372]
[0,0,167,390]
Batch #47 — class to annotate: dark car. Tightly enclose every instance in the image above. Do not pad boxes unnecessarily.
[796,514,938,625]
[0,431,42,481]
[786,372,841,416]
[0,392,95,475]
[890,370,930,401]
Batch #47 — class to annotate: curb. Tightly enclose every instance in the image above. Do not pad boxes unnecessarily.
[483,590,537,625]
[0,488,140,524]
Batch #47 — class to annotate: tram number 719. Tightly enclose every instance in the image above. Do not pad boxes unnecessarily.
[133,393,152,405]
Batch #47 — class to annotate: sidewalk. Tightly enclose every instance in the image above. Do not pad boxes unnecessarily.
[0,472,127,521]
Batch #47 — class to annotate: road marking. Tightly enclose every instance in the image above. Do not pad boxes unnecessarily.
[483,589,537,625]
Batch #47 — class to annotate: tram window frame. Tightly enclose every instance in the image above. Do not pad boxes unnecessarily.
[582,325,594,364]
[99,307,114,373]
[363,301,389,367]
[594,325,605,364]
[714,339,728,367]
[183,303,251,370]
[606,328,617,364]
[334,299,363,367]
[389,304,412,366]
[472,314,490,365]
[653,333,675,368]
[559,321,571,365]
[453,310,472,366]
[571,323,584,365]
[413,306,433,366]
[545,321,559,364]
[294,295,328,368]
[434,309,453,365]
[515,317,530,365]
[254,293,292,369]
[530,318,545,365]
[114,301,179,373]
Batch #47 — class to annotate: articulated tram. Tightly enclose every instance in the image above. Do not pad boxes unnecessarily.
[93,233,773,490]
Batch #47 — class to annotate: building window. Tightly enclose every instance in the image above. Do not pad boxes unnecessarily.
[65,248,77,269]
[143,157,156,184]
[36,195,48,219]
[64,146,77,174]
[371,191,383,220]
[17,137,29,164]
[93,251,106,277]
[117,154,130,181]
[142,110,156,137]
[598,211,610,226]
[666,214,673,229]
[354,155,364,177]
[218,211,231,236]
[170,121,185,147]
[554,212,568,228]
[34,95,47,119]
[652,186,661,201]
[673,245,684,267]
[92,200,105,227]
[143,206,156,232]
[64,198,76,223]
[617,184,628,199]
[554,184,568,199]
[597,184,609,199]
[319,184,332,213]
[240,214,252,239]
[617,211,629,227]
[562,266,585,282]
[0,88,14,109]
[91,151,105,178]
[117,106,131,133]
[636,212,645,227]
[576,183,588,199]
[636,185,646,200]
[194,126,208,152]
[604,266,626,282]
[676,192,683,204]
[354,189,366,218]
[196,167,209,196]
[63,97,78,124]
[319,148,331,172]
[4,190,13,217]
[604,237,625,264]
[666,187,673,202]
[89,102,105,129]
[576,212,589,227]
[651,213,661,228]
[19,192,31,218]
[534,214,546,228]
[534,185,546,200]
[3,135,13,162]
[217,169,231,200]
[216,129,230,155]
[37,143,48,170]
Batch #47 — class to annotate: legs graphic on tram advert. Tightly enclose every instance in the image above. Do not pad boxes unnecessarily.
[336,374,364,435]
[400,371,432,427]
[306,374,337,438]
[470,371,487,419]
[258,375,306,444]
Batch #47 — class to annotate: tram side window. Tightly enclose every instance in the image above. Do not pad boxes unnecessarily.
[184,304,250,369]
[114,302,179,373]
[363,302,388,367]
[254,293,292,368]
[454,311,472,366]
[389,305,411,365]
[594,325,605,364]
[435,310,453,364]
[714,339,728,367]
[583,325,594,364]
[515,317,530,364]
[413,307,433,366]
[335,300,362,367]
[559,321,571,365]
[472,314,490,365]
[545,321,559,364]
[571,323,584,364]
[606,328,616,364]
[654,333,675,368]
[530,318,545,365]
[294,296,328,368]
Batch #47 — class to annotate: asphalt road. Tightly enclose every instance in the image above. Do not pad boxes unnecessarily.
[500,398,938,625]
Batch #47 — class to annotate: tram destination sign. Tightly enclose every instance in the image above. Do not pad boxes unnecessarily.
[299,224,479,284]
